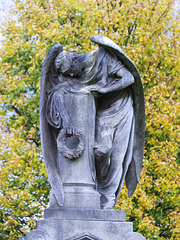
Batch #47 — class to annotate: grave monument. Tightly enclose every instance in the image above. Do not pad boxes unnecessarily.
[19,35,146,240]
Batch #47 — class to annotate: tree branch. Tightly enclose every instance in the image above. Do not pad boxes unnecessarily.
[29,138,40,147]
[11,105,22,116]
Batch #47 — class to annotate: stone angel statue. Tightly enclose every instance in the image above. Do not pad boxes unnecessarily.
[40,36,145,209]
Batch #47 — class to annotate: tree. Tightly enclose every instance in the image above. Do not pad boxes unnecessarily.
[0,0,179,239]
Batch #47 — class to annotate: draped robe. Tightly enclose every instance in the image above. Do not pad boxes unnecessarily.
[83,48,135,208]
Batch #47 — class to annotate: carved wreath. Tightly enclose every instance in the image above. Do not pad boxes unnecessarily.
[57,128,85,160]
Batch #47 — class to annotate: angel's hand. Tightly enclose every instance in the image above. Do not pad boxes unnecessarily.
[84,85,102,97]
[85,85,99,91]
[66,126,74,135]
[62,118,74,135]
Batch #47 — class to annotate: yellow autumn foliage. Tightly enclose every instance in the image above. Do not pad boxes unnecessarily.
[0,0,179,239]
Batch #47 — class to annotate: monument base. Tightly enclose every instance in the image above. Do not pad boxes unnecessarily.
[19,208,146,240]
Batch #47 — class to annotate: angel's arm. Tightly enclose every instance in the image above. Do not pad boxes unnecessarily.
[87,67,134,94]
[102,67,134,93]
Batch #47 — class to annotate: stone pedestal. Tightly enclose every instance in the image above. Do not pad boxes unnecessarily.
[56,90,99,209]
[19,208,146,240]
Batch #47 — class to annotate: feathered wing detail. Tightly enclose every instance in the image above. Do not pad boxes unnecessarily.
[90,36,145,197]
[40,44,64,206]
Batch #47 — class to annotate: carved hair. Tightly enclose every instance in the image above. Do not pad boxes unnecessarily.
[55,51,73,74]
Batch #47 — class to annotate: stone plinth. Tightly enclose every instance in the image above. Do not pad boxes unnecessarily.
[19,208,146,240]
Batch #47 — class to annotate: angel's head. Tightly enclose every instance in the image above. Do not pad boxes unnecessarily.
[55,51,82,77]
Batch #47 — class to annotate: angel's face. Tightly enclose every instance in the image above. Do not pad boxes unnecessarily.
[67,58,82,77]
[55,51,82,78]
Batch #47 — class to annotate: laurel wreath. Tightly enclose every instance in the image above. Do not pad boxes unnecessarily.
[57,128,85,160]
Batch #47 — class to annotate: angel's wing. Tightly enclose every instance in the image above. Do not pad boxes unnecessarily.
[90,36,145,197]
[40,44,64,206]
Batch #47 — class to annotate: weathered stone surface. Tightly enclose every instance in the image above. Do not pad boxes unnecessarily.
[19,36,146,239]
[19,217,145,240]
[66,233,103,240]
[44,208,126,221]
[40,35,145,209]
[19,208,146,240]
[20,211,132,240]
[19,229,50,240]
[122,232,146,240]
